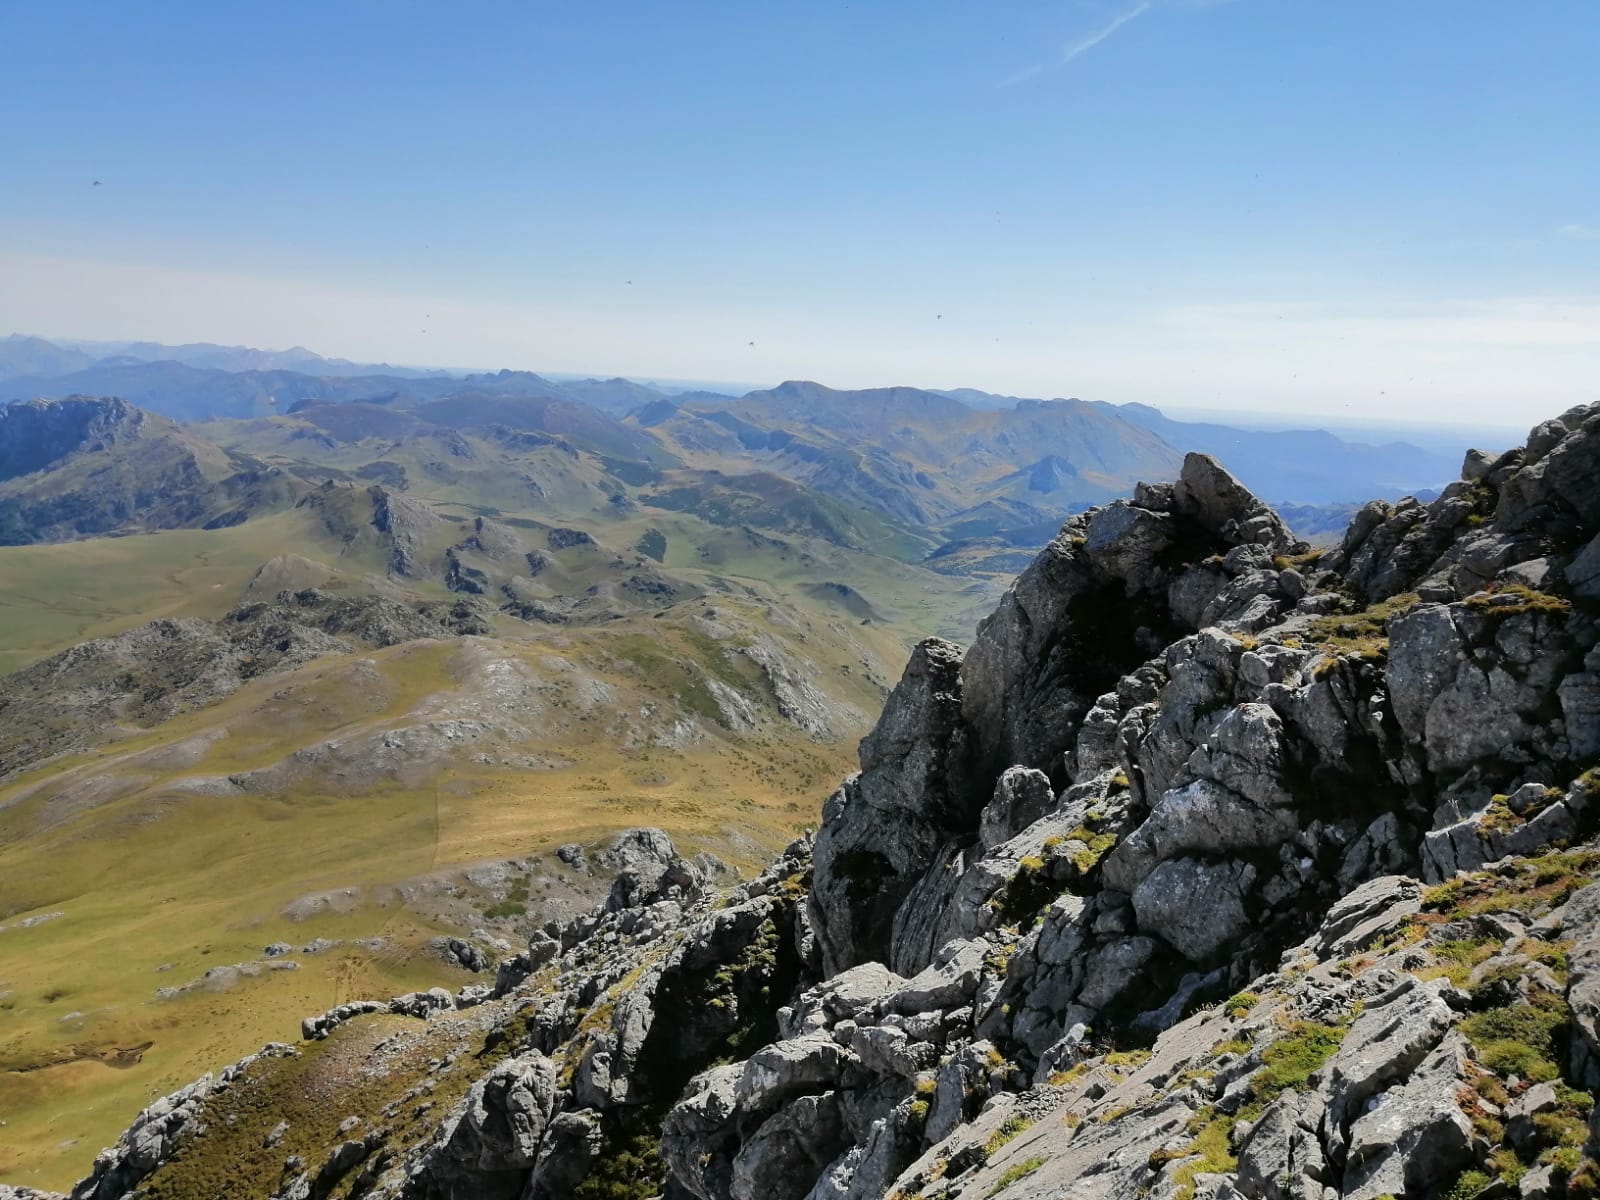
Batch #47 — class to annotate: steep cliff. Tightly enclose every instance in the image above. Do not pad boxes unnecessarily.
[28,402,1600,1200]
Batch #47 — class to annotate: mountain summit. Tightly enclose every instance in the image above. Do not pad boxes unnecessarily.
[48,402,1600,1200]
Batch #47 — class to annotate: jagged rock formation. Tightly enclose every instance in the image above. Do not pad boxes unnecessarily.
[46,405,1600,1200]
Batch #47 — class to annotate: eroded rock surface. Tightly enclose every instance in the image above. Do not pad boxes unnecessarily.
[62,407,1600,1200]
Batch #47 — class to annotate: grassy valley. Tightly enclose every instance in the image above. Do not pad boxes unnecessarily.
[0,376,1460,1190]
[0,414,997,1186]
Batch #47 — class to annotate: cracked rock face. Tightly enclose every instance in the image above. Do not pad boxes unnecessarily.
[60,405,1600,1200]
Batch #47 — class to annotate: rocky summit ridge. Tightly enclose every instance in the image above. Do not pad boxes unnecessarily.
[15,402,1600,1200]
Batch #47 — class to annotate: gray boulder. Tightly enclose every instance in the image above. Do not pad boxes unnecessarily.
[731,1093,848,1200]
[430,1050,556,1182]
[1173,452,1297,556]
[978,766,1056,853]
[1340,1034,1479,1200]
[1563,881,1600,1086]
[1132,858,1255,961]
[1235,1091,1328,1200]
[1320,974,1456,1135]
[736,1034,856,1111]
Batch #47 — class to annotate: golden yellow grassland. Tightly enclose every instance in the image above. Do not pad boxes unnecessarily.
[0,612,865,1189]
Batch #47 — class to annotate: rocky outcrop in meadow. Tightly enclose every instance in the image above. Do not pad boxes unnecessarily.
[48,403,1600,1200]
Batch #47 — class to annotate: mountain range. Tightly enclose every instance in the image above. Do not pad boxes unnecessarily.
[2,334,1463,519]
[3,397,1595,1200]
[0,336,1504,1190]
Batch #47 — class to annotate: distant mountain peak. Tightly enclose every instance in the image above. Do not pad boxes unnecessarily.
[1024,453,1081,492]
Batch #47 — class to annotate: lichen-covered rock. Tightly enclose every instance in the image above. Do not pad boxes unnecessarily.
[731,1092,847,1200]
[978,766,1056,853]
[1319,974,1457,1134]
[427,1051,556,1191]
[1236,1091,1328,1200]
[1132,858,1256,962]
[1563,881,1600,1087]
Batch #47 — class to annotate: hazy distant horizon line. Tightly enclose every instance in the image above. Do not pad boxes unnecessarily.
[7,327,1532,445]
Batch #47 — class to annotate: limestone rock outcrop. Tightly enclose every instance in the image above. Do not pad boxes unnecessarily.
[61,405,1600,1200]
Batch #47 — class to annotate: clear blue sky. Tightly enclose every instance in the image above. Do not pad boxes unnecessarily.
[2,1,1596,425]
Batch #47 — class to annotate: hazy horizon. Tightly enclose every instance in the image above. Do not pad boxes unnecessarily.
[4,2,1596,428]
[5,325,1538,457]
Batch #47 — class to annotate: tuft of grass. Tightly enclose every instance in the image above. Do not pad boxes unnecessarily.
[1482,787,1564,834]
[1462,997,1566,1082]
[1224,992,1260,1019]
[983,1113,1037,1156]
[1047,1062,1092,1086]
[986,1156,1047,1197]
[1105,1048,1152,1071]
[1422,849,1600,923]
[1303,590,1424,672]
[1462,583,1571,620]
[1424,936,1500,987]
[1152,1109,1238,1200]
[1444,1169,1493,1200]
[1067,825,1119,874]
[1252,1020,1346,1101]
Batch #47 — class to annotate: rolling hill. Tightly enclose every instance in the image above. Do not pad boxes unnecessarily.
[0,397,306,545]
[0,479,958,1185]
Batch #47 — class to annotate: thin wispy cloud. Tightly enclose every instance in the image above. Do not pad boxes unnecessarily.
[996,64,1044,89]
[1062,0,1152,65]
[1558,223,1600,240]
[997,0,1156,87]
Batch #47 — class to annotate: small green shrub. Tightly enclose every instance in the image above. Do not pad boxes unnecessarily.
[1462,999,1565,1081]
[1067,827,1118,874]
[1429,935,1499,987]
[1253,1020,1345,1099]
[1161,1109,1239,1200]
[1444,1169,1493,1200]
[1224,992,1260,1019]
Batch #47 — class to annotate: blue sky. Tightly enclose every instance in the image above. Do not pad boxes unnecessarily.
[1,1,1596,425]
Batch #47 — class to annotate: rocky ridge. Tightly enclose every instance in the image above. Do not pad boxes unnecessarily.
[23,403,1600,1200]
[0,395,305,544]
[0,588,490,777]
